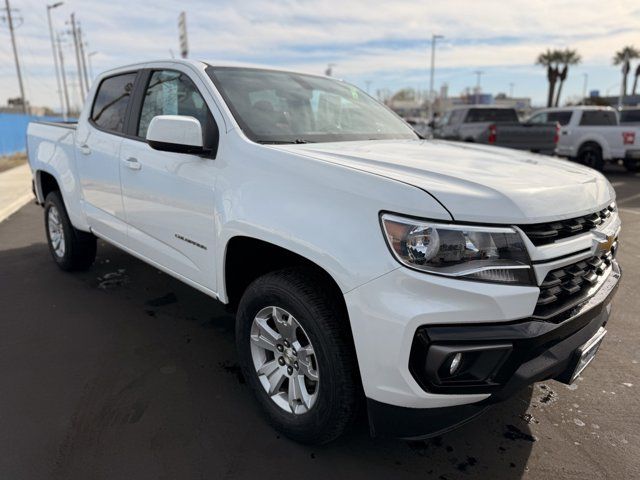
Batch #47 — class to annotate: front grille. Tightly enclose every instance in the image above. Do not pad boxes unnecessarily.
[520,204,615,246]
[534,248,616,321]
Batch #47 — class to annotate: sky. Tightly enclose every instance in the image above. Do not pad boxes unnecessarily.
[1,0,639,113]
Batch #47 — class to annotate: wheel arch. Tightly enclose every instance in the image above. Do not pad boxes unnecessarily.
[221,236,347,315]
[35,169,61,205]
[577,138,611,160]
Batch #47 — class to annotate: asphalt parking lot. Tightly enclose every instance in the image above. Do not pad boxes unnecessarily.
[0,166,639,480]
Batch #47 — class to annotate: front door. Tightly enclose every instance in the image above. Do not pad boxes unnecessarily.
[119,69,220,291]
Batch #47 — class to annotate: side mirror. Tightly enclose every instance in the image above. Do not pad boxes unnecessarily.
[146,115,208,155]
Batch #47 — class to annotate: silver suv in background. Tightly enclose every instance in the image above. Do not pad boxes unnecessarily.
[434,105,558,154]
[529,106,640,172]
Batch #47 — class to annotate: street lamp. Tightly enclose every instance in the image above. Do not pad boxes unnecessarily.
[427,34,444,123]
[46,2,65,119]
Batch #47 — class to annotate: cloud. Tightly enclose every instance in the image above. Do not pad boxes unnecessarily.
[0,0,638,110]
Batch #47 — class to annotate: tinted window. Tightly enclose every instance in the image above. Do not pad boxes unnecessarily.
[547,111,572,126]
[138,70,215,143]
[448,109,465,125]
[91,73,137,133]
[620,109,640,123]
[579,110,618,126]
[465,108,518,123]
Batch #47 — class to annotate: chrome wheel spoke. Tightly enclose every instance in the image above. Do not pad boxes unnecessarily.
[288,374,312,412]
[297,346,319,382]
[267,367,287,395]
[251,317,282,353]
[257,359,279,377]
[272,306,297,340]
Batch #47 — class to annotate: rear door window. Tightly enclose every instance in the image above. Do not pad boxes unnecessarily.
[465,109,518,123]
[547,111,572,126]
[579,110,618,126]
[91,72,137,133]
[620,109,640,123]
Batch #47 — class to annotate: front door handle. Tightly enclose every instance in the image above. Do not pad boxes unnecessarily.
[123,157,142,171]
[79,144,91,155]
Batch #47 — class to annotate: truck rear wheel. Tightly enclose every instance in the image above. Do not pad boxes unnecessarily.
[578,143,604,171]
[44,191,96,271]
[235,268,358,444]
[623,158,640,172]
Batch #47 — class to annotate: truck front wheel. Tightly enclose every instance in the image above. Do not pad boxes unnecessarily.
[235,268,358,444]
[44,191,97,271]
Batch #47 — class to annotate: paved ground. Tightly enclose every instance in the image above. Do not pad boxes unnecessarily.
[0,166,638,480]
[0,162,32,222]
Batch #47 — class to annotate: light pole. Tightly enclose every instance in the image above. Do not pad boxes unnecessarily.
[509,82,514,98]
[474,70,484,104]
[427,34,443,122]
[582,73,588,103]
[47,2,65,119]
[88,51,97,82]
[56,33,70,117]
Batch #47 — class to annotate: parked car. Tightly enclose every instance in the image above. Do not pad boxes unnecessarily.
[528,106,640,171]
[620,107,640,126]
[434,105,558,154]
[27,60,621,444]
[403,116,431,137]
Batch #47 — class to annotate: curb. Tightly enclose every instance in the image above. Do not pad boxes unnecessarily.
[0,191,33,223]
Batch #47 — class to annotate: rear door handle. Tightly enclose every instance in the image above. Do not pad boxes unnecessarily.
[123,157,142,171]
[79,144,91,155]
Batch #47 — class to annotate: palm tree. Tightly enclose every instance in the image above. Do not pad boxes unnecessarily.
[613,46,640,95]
[632,64,640,96]
[536,49,562,107]
[554,49,581,106]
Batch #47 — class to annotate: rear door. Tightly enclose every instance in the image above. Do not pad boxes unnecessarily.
[118,68,221,291]
[76,71,138,244]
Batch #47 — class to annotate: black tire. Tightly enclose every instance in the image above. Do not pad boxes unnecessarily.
[236,268,359,444]
[578,143,604,171]
[623,158,640,172]
[44,191,97,271]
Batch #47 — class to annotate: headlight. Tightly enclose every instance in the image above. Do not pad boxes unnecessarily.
[381,213,533,285]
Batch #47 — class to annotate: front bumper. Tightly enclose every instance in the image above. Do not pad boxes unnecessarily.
[344,259,620,439]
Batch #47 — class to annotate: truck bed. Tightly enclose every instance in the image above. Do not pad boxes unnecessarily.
[477,122,557,154]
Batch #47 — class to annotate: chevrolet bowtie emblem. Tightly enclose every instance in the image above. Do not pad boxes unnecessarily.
[596,234,616,253]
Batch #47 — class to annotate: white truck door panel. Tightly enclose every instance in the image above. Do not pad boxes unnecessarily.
[119,69,218,290]
[76,72,137,244]
[119,140,216,289]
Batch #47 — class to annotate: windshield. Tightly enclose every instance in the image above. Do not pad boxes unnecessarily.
[206,66,418,144]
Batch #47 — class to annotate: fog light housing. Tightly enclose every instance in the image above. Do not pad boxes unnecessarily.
[449,352,463,375]
[409,332,513,394]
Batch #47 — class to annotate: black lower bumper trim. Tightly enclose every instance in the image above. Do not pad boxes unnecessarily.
[367,398,489,440]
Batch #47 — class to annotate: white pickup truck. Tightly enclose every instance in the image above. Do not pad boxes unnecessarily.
[528,106,640,171]
[27,60,622,444]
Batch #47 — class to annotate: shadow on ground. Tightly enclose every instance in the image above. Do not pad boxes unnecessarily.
[0,215,536,479]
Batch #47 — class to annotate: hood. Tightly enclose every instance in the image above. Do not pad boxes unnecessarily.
[271,139,615,224]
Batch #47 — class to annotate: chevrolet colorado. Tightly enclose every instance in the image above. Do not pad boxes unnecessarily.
[27,60,621,444]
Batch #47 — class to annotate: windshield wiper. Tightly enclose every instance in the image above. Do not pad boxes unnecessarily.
[257,139,313,145]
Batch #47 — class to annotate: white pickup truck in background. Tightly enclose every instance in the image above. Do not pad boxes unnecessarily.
[27,59,622,444]
[528,106,640,171]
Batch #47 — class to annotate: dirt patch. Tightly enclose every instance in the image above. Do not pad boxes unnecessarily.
[0,152,27,174]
